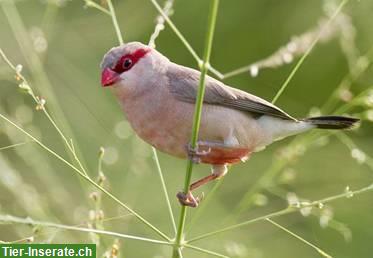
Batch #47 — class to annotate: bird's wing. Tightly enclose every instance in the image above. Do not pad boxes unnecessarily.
[167,64,296,121]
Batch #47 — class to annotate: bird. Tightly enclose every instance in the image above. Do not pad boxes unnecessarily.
[100,41,359,207]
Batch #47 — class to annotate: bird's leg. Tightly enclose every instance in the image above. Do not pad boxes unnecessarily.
[178,141,249,207]
[186,142,212,164]
[177,164,228,207]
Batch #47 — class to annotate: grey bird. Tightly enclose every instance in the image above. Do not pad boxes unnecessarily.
[100,42,359,207]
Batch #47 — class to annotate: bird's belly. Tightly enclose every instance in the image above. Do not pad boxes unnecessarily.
[136,122,191,158]
[122,98,267,163]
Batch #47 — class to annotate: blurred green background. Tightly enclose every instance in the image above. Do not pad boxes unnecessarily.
[1,0,373,257]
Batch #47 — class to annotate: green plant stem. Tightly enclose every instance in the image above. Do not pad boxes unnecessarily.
[149,0,200,64]
[184,177,225,234]
[172,1,219,257]
[0,215,171,246]
[104,0,177,241]
[79,0,175,243]
[184,244,231,258]
[0,141,32,151]
[152,147,177,234]
[271,0,349,104]
[189,207,294,243]
[149,0,225,79]
[336,133,373,171]
[321,49,372,113]
[230,45,372,219]
[0,236,34,244]
[1,2,90,179]
[188,182,373,243]
[106,0,124,45]
[147,0,177,235]
[0,112,170,242]
[0,46,89,177]
[266,218,332,258]
[231,131,319,217]
[84,0,111,15]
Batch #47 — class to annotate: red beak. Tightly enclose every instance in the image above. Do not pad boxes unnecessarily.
[101,68,120,87]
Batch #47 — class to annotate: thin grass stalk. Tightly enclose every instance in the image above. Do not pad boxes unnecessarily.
[336,133,373,171]
[184,177,225,234]
[231,47,371,218]
[84,0,111,15]
[149,0,200,64]
[102,0,177,242]
[106,0,124,45]
[149,0,226,79]
[0,46,89,177]
[147,0,178,235]
[0,215,171,246]
[1,2,92,187]
[228,0,361,221]
[266,218,332,258]
[0,113,170,242]
[271,0,349,104]
[321,48,373,113]
[188,182,373,243]
[152,147,177,234]
[184,244,231,258]
[0,142,32,151]
[172,1,219,257]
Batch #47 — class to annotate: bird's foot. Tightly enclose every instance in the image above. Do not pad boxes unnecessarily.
[176,191,204,208]
[186,142,211,164]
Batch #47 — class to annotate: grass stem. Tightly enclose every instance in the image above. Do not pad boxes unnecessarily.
[106,0,124,45]
[0,214,171,246]
[0,112,170,242]
[172,1,219,257]
[266,218,332,258]
[83,0,111,15]
[152,147,177,235]
[188,182,373,243]
[185,244,231,258]
[271,0,349,104]
[0,141,33,151]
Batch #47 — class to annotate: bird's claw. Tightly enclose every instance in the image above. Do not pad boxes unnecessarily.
[177,191,204,208]
[186,142,211,164]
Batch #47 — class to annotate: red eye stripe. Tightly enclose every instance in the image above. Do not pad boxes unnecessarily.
[113,48,150,73]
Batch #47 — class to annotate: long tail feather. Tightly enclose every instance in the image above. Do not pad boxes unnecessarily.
[304,116,360,129]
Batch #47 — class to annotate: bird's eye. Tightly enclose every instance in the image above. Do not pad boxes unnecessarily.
[122,58,133,70]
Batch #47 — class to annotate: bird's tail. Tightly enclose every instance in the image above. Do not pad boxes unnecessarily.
[303,116,360,129]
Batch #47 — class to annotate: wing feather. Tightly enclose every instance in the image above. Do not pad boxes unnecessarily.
[167,64,296,121]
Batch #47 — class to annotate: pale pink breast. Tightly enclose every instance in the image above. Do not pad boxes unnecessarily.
[118,88,266,164]
[122,93,194,158]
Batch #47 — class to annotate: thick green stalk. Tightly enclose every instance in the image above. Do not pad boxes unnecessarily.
[172,1,219,257]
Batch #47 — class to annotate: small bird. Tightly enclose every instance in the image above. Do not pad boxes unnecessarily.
[100,42,359,207]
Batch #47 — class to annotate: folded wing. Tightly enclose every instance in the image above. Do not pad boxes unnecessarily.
[167,64,296,121]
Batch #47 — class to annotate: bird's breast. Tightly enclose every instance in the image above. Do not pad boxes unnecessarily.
[119,91,194,158]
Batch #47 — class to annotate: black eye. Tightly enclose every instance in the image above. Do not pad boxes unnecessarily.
[123,58,133,69]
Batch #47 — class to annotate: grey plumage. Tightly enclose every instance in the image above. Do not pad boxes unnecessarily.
[167,64,297,121]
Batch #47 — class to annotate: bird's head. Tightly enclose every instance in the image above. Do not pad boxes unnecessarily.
[100,42,168,95]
